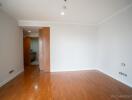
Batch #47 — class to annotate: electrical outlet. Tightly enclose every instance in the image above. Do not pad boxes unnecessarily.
[9,69,14,74]
[121,63,126,67]
[119,72,127,77]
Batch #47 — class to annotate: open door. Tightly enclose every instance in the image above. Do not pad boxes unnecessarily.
[39,27,50,72]
[23,36,31,66]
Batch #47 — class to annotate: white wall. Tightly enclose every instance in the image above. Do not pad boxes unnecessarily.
[0,10,23,87]
[50,24,98,72]
[97,6,132,87]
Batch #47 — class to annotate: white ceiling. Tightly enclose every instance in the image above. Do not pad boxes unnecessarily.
[0,0,132,25]
[23,26,40,33]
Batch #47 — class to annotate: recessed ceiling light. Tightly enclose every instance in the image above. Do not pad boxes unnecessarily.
[60,11,65,16]
[28,30,31,33]
[60,0,68,16]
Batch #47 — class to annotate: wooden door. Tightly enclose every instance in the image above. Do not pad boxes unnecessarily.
[39,27,50,72]
[23,36,31,66]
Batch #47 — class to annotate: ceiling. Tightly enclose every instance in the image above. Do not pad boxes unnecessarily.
[0,0,132,25]
[23,26,40,33]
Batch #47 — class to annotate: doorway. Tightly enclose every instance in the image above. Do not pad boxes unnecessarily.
[30,37,39,65]
[23,30,39,69]
[23,27,50,72]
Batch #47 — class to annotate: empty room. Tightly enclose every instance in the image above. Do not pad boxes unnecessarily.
[0,0,132,100]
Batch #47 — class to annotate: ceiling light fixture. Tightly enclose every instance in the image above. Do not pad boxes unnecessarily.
[60,0,68,16]
[61,11,65,15]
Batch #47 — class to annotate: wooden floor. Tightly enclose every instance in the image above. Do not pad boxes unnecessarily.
[0,66,132,100]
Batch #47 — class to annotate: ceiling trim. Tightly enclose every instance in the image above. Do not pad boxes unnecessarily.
[98,4,132,25]
[18,20,97,27]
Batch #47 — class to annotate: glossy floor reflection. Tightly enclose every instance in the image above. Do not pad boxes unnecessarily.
[0,66,132,100]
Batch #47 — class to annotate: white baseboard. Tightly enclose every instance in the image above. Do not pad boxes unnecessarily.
[0,69,24,87]
[51,67,96,72]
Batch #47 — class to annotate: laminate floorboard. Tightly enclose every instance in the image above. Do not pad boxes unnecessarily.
[0,66,132,100]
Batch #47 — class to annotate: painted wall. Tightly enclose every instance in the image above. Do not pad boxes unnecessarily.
[0,10,23,87]
[97,6,132,87]
[50,24,98,72]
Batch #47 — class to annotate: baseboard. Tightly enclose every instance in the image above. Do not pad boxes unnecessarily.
[51,67,96,72]
[0,69,24,87]
[97,69,132,88]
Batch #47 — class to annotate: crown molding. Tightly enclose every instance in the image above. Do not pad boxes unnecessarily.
[18,20,97,27]
[98,4,132,25]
